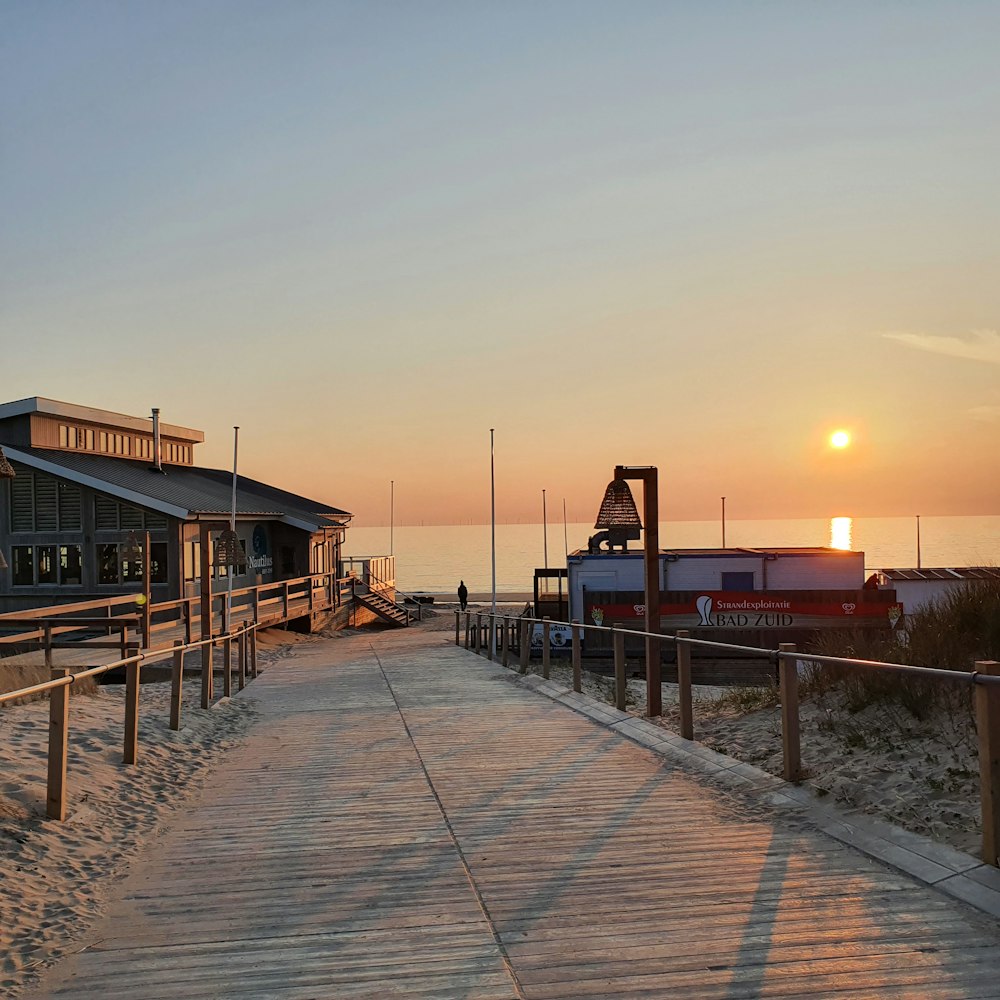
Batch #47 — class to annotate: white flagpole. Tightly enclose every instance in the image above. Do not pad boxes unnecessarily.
[227,426,239,623]
[490,428,497,656]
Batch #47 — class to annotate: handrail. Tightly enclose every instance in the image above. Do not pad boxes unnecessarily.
[363,569,422,621]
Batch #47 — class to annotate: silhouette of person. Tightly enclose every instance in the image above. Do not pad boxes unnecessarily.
[458,580,468,611]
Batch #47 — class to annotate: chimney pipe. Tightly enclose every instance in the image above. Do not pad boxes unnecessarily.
[151,408,163,473]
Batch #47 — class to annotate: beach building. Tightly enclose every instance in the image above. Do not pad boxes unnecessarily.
[0,397,352,615]
[877,567,1000,613]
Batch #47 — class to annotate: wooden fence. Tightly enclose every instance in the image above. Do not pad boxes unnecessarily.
[457,610,1000,869]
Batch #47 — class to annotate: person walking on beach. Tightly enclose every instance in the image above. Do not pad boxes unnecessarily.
[458,580,468,611]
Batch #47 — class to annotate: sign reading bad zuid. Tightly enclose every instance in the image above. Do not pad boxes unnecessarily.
[587,592,903,629]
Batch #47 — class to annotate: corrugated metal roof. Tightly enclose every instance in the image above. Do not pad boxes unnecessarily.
[879,567,1000,582]
[6,447,351,531]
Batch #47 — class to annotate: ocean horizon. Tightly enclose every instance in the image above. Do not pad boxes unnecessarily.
[345,514,1000,596]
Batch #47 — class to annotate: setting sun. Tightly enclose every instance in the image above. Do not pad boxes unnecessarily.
[830,430,850,449]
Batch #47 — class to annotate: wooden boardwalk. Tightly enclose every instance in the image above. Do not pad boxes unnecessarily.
[30,626,1000,999]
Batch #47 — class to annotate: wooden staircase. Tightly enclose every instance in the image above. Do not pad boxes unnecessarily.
[354,589,410,627]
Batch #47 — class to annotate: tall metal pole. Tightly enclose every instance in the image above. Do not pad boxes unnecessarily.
[721,496,726,548]
[490,429,497,655]
[916,514,921,569]
[227,426,239,623]
[563,498,569,560]
[542,489,548,569]
[390,480,394,556]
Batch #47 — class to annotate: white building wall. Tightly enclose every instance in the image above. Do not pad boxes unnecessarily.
[891,579,965,613]
[765,554,864,589]
[664,557,762,591]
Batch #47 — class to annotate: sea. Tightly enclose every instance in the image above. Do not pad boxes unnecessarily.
[344,515,1000,596]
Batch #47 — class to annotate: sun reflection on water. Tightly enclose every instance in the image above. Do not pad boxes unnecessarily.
[830,516,853,550]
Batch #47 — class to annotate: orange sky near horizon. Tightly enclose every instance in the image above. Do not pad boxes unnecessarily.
[3,4,999,528]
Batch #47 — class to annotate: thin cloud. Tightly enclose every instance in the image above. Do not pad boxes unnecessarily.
[968,404,1000,423]
[882,329,1000,365]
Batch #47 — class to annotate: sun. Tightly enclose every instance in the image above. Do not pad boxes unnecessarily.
[830,430,850,449]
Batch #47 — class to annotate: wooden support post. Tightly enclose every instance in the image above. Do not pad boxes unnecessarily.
[519,619,530,673]
[252,588,259,625]
[571,620,582,693]
[501,617,509,667]
[141,529,152,648]
[976,661,1000,866]
[223,632,233,698]
[542,618,551,679]
[474,613,482,654]
[464,612,471,649]
[250,627,258,678]
[183,600,192,644]
[170,640,184,731]
[120,624,129,661]
[454,610,460,646]
[779,643,801,783]
[238,630,247,692]
[43,623,53,670]
[123,642,141,765]
[283,582,290,620]
[486,615,494,662]
[200,524,213,708]
[46,668,70,821]
[676,630,693,741]
[613,629,626,712]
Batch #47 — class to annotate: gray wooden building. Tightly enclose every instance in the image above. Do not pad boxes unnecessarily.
[0,397,351,613]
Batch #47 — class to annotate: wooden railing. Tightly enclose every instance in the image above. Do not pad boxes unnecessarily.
[0,620,259,822]
[456,610,1000,869]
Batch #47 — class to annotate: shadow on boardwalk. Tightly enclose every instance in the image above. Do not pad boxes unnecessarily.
[26,624,1000,999]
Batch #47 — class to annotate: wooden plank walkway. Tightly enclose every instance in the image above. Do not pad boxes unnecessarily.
[29,627,1000,999]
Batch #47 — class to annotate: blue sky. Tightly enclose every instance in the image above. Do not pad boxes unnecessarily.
[3,2,999,523]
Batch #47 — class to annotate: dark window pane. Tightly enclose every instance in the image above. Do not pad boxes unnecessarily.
[122,554,143,584]
[145,511,167,531]
[34,476,58,531]
[12,546,33,586]
[37,545,57,584]
[98,544,119,585]
[721,572,755,592]
[120,505,143,530]
[151,542,168,584]
[60,545,83,585]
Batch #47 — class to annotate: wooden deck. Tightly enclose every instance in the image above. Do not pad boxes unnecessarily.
[30,627,1000,999]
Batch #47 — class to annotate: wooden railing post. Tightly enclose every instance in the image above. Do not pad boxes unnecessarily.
[250,626,258,678]
[613,628,626,711]
[519,619,530,673]
[170,640,184,731]
[120,624,129,661]
[46,667,71,821]
[223,630,233,698]
[43,623,53,670]
[464,612,471,649]
[123,642,141,765]
[183,600,192,644]
[252,588,259,625]
[501,616,510,667]
[283,582,290,620]
[200,528,212,707]
[238,629,247,692]
[571,620,582,693]
[486,615,494,662]
[976,661,1000,866]
[454,610,460,646]
[141,529,152,648]
[779,643,801,782]
[676,630,693,740]
[474,614,482,654]
[542,618,551,680]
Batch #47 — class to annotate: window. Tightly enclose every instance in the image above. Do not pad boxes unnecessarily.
[37,545,57,584]
[84,428,94,450]
[59,425,68,447]
[99,431,108,452]
[150,542,168,584]
[58,483,82,530]
[59,545,83,585]
[94,496,164,531]
[721,572,755,592]
[68,426,78,448]
[98,544,120,585]
[11,546,33,586]
[184,541,201,582]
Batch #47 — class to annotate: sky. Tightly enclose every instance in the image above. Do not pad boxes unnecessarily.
[2,1,999,527]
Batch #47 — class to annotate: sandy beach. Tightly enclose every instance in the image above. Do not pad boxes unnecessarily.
[0,609,985,996]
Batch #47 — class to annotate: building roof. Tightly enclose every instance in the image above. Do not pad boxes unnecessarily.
[5,446,350,533]
[570,546,860,559]
[879,567,1000,582]
[0,397,204,443]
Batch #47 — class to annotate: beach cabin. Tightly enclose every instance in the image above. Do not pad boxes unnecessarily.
[0,397,352,615]
[877,567,1000,613]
